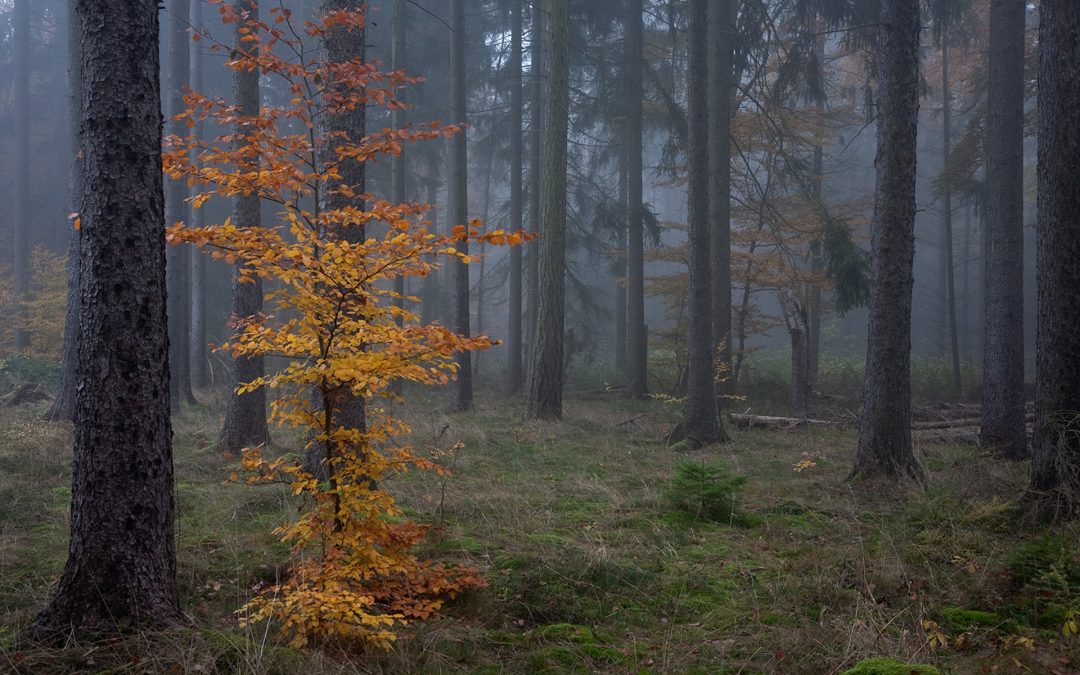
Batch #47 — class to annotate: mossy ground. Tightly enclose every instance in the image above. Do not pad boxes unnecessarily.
[0,388,1078,673]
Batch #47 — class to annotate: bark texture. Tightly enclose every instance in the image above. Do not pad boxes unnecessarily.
[851,0,923,482]
[1030,0,1080,517]
[30,0,181,635]
[448,0,474,412]
[981,0,1027,459]
[526,0,569,421]
[506,0,525,393]
[219,0,269,455]
[47,0,82,422]
[165,0,195,407]
[708,0,734,403]
[681,0,726,446]
[626,0,648,398]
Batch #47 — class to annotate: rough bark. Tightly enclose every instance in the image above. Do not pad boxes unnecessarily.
[807,31,826,392]
[680,0,726,447]
[851,0,924,482]
[47,0,82,422]
[779,290,811,418]
[29,0,181,636]
[165,0,196,407]
[708,0,734,403]
[13,0,30,349]
[526,0,569,421]
[626,0,648,398]
[448,0,473,412]
[525,0,545,390]
[189,0,208,390]
[981,0,1027,460]
[1030,0,1080,518]
[505,0,524,393]
[218,0,269,455]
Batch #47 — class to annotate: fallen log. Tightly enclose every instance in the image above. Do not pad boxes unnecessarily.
[729,414,844,430]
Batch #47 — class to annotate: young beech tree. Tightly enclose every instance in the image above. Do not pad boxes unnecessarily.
[166,5,523,647]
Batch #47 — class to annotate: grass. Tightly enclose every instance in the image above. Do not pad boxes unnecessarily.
[0,388,1078,673]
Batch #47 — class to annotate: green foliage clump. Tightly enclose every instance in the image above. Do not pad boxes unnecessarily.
[940,607,1001,632]
[666,460,746,523]
[1004,536,1080,628]
[841,656,940,675]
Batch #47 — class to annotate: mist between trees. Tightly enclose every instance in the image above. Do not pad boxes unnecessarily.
[0,1,1078,673]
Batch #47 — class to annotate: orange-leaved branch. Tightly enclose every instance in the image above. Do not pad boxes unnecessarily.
[165,3,526,650]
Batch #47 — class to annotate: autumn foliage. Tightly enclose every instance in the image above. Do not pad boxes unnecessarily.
[165,3,523,649]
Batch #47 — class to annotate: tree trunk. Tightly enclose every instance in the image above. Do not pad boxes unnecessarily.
[47,0,82,422]
[779,290,811,418]
[29,0,181,636]
[12,0,30,349]
[807,30,826,392]
[165,0,196,407]
[615,148,628,375]
[301,0,367,474]
[448,0,473,412]
[981,0,1027,459]
[526,0,569,421]
[391,0,407,334]
[851,0,923,482]
[626,0,648,398]
[940,33,962,401]
[680,0,726,447]
[218,0,269,456]
[189,0,208,390]
[525,0,545,391]
[1030,0,1080,518]
[708,0,734,403]
[506,0,525,393]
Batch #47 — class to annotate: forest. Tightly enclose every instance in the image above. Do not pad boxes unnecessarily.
[0,0,1078,673]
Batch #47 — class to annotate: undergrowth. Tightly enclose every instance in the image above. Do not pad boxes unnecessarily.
[0,392,1077,673]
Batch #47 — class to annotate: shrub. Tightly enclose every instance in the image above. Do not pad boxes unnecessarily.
[665,460,746,523]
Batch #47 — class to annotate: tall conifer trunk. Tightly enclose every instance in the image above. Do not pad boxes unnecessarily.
[13,0,30,350]
[680,0,726,447]
[507,0,525,393]
[851,0,924,482]
[218,0,269,455]
[165,0,196,407]
[30,0,181,635]
[626,0,648,398]
[448,0,474,412]
[526,0,569,421]
[708,0,734,404]
[47,0,82,422]
[1030,0,1080,518]
[982,0,1027,459]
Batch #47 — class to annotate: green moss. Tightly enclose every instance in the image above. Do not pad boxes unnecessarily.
[538,623,596,644]
[840,656,940,675]
[940,607,1001,632]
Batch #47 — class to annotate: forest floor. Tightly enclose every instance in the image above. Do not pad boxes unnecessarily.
[0,389,1078,674]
